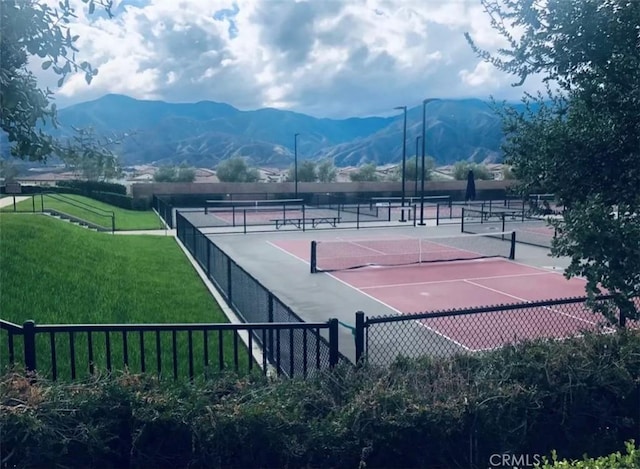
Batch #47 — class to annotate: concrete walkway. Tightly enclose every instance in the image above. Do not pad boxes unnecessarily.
[0,195,30,209]
[113,229,176,236]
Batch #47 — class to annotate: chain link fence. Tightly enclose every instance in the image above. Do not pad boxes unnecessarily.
[176,211,341,376]
[357,295,639,365]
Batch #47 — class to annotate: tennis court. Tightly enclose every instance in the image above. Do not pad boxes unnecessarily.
[271,232,600,351]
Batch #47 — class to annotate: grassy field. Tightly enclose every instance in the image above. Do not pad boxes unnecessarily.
[1,194,163,230]
[0,214,249,379]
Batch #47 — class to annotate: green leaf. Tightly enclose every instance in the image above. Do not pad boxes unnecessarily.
[41,60,52,70]
[88,1,95,14]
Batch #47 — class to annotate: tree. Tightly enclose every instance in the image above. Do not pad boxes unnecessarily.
[316,159,337,183]
[452,162,492,181]
[175,164,196,183]
[153,166,177,183]
[502,165,516,180]
[153,164,196,183]
[216,157,260,183]
[0,160,20,183]
[349,163,379,182]
[466,0,640,323]
[62,127,121,181]
[287,160,317,182]
[1,0,114,163]
[398,156,435,182]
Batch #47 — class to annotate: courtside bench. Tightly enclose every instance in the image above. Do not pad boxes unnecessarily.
[271,216,341,229]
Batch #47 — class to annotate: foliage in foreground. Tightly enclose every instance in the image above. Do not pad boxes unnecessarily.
[538,441,639,469]
[2,331,639,469]
[466,0,640,322]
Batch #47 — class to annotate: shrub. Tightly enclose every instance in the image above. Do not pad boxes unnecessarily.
[538,441,639,468]
[57,180,127,196]
[2,332,639,468]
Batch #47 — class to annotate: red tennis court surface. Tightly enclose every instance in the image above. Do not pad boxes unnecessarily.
[272,236,600,351]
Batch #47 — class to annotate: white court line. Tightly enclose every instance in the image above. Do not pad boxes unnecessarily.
[269,240,474,351]
[267,241,310,266]
[413,321,472,351]
[326,271,472,352]
[464,279,597,325]
[349,241,389,255]
[361,271,551,290]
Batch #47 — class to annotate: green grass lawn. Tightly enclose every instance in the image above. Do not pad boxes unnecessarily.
[1,194,163,230]
[0,214,249,380]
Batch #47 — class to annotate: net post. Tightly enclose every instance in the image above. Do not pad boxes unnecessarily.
[204,203,208,215]
[310,241,317,273]
[387,203,391,222]
[243,210,247,234]
[302,205,306,232]
[232,206,236,227]
[357,205,360,230]
[436,203,440,226]
[509,231,516,259]
[501,212,506,234]
[461,207,465,233]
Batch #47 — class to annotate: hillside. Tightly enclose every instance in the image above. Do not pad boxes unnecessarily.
[44,94,511,168]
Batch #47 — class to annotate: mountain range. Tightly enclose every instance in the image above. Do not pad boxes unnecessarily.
[47,94,510,168]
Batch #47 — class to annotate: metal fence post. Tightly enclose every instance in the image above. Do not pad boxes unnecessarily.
[328,318,339,368]
[268,294,274,363]
[509,231,516,260]
[354,311,365,364]
[23,320,37,373]
[310,241,317,274]
[226,257,233,304]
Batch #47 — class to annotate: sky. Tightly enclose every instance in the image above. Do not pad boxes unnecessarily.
[38,0,543,118]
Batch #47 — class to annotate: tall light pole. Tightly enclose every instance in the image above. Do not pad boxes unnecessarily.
[414,136,421,198]
[294,133,299,199]
[419,98,439,226]
[394,106,408,222]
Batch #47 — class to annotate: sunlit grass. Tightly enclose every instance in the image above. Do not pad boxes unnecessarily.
[0,214,250,380]
[1,194,162,230]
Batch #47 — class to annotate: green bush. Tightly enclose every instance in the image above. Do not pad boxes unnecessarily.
[57,180,127,196]
[538,441,639,468]
[2,332,640,469]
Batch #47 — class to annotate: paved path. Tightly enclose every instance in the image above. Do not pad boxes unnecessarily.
[113,229,176,236]
[0,195,30,209]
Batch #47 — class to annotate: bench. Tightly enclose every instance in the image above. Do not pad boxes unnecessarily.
[271,217,341,230]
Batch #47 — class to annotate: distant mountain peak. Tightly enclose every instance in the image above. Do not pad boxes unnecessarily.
[54,95,506,168]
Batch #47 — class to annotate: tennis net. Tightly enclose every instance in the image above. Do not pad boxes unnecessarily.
[310,231,516,273]
[204,198,303,214]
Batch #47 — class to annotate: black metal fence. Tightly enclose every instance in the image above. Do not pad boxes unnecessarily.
[461,206,558,248]
[176,211,342,376]
[1,193,116,232]
[354,295,638,365]
[153,195,174,228]
[1,318,338,381]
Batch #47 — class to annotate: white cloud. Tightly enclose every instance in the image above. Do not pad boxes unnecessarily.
[37,0,542,117]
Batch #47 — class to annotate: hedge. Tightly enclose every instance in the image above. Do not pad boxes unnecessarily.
[91,191,151,211]
[538,441,639,468]
[57,180,127,195]
[2,331,639,469]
